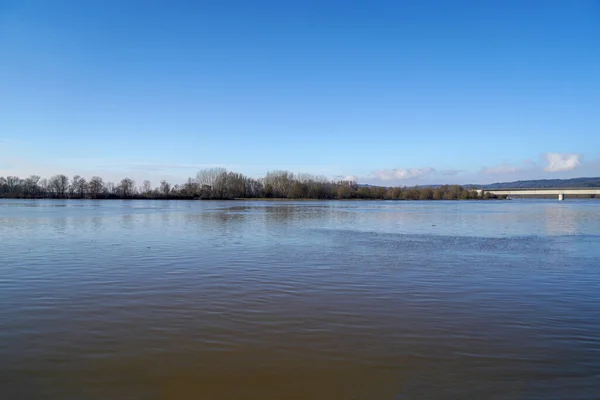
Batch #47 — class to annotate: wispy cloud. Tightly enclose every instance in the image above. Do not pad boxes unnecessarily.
[439,169,464,176]
[371,168,435,181]
[544,153,582,172]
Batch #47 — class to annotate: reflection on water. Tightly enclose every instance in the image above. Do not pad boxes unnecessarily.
[544,204,580,235]
[1,199,600,399]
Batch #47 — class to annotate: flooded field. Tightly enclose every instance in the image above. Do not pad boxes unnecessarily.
[1,199,599,399]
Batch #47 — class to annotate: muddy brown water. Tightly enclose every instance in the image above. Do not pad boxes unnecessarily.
[1,199,600,399]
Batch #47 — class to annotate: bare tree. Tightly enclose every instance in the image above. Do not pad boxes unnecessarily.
[119,178,135,198]
[39,178,49,197]
[88,176,104,198]
[196,168,227,197]
[6,176,20,191]
[245,178,264,198]
[106,182,116,196]
[214,171,246,198]
[24,175,41,197]
[181,177,199,197]
[3,176,24,197]
[70,175,82,198]
[142,180,152,196]
[73,176,87,198]
[160,180,171,197]
[49,174,69,198]
[263,170,294,198]
[0,170,486,201]
[195,168,226,187]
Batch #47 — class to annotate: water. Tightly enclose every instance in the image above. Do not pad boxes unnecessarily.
[1,199,599,399]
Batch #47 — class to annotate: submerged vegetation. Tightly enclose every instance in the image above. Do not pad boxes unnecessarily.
[0,169,499,200]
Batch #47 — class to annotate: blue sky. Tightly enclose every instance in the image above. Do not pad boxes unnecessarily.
[1,0,599,185]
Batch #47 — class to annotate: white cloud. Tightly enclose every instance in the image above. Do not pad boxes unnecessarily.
[544,153,582,172]
[371,168,435,181]
[342,175,359,182]
[482,164,521,175]
[439,169,464,176]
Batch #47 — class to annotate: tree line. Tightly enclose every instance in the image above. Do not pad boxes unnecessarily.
[0,168,500,200]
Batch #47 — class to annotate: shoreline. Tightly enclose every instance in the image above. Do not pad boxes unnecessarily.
[0,197,508,201]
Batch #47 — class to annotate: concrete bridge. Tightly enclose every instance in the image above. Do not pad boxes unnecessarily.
[476,188,600,201]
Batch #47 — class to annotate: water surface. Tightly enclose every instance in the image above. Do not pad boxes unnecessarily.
[1,199,600,399]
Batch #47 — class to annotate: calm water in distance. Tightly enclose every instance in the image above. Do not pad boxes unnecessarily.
[1,199,600,399]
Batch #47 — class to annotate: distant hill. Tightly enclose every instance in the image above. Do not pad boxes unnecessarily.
[366,177,600,190]
[474,177,600,189]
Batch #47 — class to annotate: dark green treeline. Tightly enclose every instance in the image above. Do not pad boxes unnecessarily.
[0,168,500,200]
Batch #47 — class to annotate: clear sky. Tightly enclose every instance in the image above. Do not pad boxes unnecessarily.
[1,0,599,185]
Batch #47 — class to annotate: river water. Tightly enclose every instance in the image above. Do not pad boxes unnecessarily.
[1,199,599,399]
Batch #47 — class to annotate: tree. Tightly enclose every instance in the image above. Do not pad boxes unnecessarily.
[0,170,501,201]
[406,187,420,200]
[245,178,264,198]
[263,170,295,198]
[49,174,69,198]
[419,188,433,200]
[160,180,171,197]
[39,178,49,197]
[0,177,6,197]
[69,176,79,198]
[213,171,246,199]
[2,176,24,197]
[6,176,20,190]
[119,178,135,198]
[196,168,227,198]
[289,182,305,198]
[357,187,371,199]
[24,175,41,197]
[71,175,88,198]
[88,176,104,198]
[105,182,117,197]
[142,180,152,196]
[337,184,352,199]
[73,176,87,198]
[181,178,199,198]
[264,183,273,198]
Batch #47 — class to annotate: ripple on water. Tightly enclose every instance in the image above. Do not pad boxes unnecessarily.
[1,199,600,399]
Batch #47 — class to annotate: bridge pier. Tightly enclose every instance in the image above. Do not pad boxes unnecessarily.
[558,193,564,201]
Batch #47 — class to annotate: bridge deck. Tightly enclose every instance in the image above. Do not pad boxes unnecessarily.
[475,188,600,201]
[484,189,600,196]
